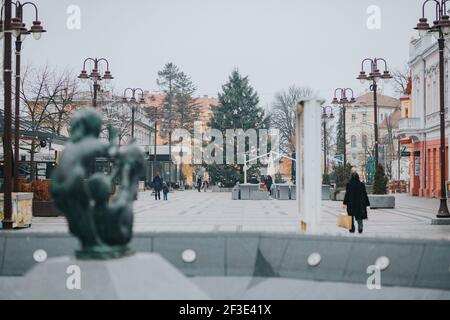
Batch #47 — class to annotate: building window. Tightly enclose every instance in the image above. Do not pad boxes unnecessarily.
[351,114,356,123]
[351,135,357,148]
[352,152,357,161]
[362,113,367,123]
[362,135,367,149]
[433,79,438,112]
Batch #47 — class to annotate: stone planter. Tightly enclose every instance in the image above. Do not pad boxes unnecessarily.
[322,185,331,200]
[33,200,63,217]
[0,192,33,228]
[212,186,233,193]
[290,185,296,200]
[231,186,240,200]
[368,195,395,209]
[274,184,290,200]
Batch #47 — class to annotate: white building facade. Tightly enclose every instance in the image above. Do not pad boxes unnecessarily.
[398,33,450,197]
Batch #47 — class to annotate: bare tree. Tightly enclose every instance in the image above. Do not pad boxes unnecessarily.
[45,71,80,136]
[101,101,132,147]
[270,85,314,154]
[322,119,336,174]
[20,64,67,180]
[391,64,410,96]
[381,112,399,180]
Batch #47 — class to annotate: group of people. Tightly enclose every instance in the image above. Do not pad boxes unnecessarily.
[150,168,370,234]
[151,172,170,201]
[196,176,209,192]
[151,173,210,200]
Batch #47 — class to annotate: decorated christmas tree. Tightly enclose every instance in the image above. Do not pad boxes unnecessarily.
[207,70,268,187]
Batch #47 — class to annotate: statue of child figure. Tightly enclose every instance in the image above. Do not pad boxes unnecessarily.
[51,108,145,259]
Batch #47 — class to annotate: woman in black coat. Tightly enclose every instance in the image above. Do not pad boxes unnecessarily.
[343,172,370,234]
[152,172,163,200]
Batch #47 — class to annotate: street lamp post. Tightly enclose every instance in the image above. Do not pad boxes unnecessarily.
[1,0,46,229]
[414,0,450,218]
[321,106,334,175]
[11,1,46,192]
[331,88,356,167]
[160,113,176,188]
[146,104,162,178]
[356,58,392,169]
[78,58,113,108]
[393,134,402,183]
[122,88,145,139]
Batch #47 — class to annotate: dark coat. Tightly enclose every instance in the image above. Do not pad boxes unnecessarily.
[152,176,163,191]
[266,176,273,191]
[343,179,370,220]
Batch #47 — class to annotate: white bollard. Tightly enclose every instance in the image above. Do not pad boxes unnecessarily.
[296,99,324,234]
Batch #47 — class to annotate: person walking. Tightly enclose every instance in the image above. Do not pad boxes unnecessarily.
[266,175,273,194]
[197,176,202,192]
[152,172,163,200]
[343,171,370,234]
[162,182,169,201]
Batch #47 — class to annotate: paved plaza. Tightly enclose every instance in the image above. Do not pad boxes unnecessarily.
[24,191,450,240]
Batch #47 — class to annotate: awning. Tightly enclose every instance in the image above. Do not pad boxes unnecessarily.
[400,138,412,145]
[0,110,68,145]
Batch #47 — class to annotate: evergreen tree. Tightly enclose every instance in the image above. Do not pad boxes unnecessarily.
[175,71,200,133]
[174,71,200,186]
[336,108,345,162]
[207,70,268,186]
[330,163,353,189]
[209,70,267,131]
[373,164,388,195]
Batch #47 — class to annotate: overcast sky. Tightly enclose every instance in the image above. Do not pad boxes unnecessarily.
[19,0,421,108]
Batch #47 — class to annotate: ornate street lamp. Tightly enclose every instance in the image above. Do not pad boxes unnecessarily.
[331,88,356,166]
[10,2,46,192]
[321,105,334,175]
[122,88,145,139]
[356,58,392,171]
[0,1,46,40]
[414,0,450,218]
[1,1,46,228]
[78,58,113,108]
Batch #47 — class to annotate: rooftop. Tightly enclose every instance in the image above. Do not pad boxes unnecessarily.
[354,92,400,109]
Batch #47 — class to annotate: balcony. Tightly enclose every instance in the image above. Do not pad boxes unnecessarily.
[398,117,421,136]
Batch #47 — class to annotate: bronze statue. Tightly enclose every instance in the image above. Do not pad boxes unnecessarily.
[51,108,145,259]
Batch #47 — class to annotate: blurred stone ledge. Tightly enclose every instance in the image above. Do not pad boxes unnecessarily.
[0,253,209,300]
[0,232,449,291]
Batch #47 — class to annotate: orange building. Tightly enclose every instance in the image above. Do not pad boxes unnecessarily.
[144,92,219,186]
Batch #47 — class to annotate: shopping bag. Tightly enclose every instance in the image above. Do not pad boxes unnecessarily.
[337,213,353,230]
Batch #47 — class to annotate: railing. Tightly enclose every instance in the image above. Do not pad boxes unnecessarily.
[398,117,421,131]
